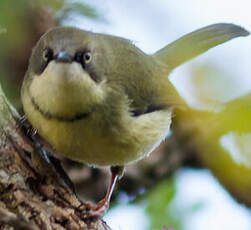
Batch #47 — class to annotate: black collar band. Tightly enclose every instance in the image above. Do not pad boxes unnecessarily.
[30,96,89,122]
[132,104,165,117]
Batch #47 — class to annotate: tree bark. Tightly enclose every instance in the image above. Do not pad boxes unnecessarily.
[0,95,110,230]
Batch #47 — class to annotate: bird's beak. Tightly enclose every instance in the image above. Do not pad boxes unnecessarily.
[55,51,73,63]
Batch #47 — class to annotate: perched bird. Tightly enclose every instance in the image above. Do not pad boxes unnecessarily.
[21,23,249,217]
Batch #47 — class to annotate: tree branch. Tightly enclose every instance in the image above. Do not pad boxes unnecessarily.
[0,95,110,230]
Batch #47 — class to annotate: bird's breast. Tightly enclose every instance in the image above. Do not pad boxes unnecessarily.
[22,83,172,166]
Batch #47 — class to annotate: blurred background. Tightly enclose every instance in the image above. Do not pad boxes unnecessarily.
[0,0,250,229]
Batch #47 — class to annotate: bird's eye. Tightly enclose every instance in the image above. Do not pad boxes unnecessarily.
[83,52,92,64]
[75,51,92,68]
[42,48,53,63]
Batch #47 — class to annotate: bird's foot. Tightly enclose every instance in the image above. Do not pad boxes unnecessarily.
[84,199,110,219]
[81,166,124,219]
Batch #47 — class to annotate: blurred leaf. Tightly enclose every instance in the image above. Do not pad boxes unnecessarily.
[173,92,251,206]
[214,93,251,133]
[145,178,181,230]
[56,1,104,23]
[61,2,101,20]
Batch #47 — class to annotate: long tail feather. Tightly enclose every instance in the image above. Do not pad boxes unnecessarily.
[154,23,249,71]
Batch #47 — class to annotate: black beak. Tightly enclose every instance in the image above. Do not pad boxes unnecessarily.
[55,51,73,63]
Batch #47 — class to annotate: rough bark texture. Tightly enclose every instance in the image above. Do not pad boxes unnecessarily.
[0,95,110,230]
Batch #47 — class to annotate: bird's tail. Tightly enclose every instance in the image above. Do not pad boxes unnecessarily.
[154,23,249,72]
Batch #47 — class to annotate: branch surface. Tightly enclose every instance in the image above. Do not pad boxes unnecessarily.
[0,95,109,230]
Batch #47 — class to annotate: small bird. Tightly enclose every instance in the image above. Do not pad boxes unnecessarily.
[21,23,249,217]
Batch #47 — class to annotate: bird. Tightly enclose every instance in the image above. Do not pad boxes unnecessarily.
[21,23,249,217]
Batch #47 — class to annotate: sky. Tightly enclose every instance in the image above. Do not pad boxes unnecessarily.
[66,1,251,229]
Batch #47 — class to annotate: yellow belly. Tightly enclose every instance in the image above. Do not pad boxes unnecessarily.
[22,89,172,166]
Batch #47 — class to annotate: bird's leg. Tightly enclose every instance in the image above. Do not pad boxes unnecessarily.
[85,166,124,218]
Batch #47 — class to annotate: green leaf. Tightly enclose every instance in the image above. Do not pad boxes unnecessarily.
[60,1,102,21]
[145,178,181,230]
